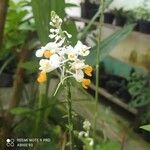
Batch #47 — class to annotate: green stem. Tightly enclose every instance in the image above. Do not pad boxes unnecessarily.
[93,0,105,137]
[34,83,46,137]
[78,0,112,40]
[66,80,73,150]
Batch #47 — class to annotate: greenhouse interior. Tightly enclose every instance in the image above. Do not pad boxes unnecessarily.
[0,0,150,149]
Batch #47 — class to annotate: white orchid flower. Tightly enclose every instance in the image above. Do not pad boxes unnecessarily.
[39,59,52,72]
[50,11,62,28]
[66,45,78,61]
[35,46,46,58]
[74,41,91,56]
[50,28,59,33]
[49,29,60,39]
[39,54,60,73]
[78,131,85,138]
[49,54,61,69]
[45,42,59,52]
[83,120,91,130]
[71,59,85,70]
[36,11,92,89]
[73,70,84,82]
[58,47,67,56]
[35,42,57,58]
[35,41,64,58]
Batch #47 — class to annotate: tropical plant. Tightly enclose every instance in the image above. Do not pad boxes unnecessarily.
[1,0,34,57]
[128,72,150,108]
[128,72,150,124]
[132,7,150,21]
[0,0,36,77]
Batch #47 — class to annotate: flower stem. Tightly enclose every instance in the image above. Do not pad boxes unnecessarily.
[34,83,46,137]
[66,79,73,150]
[54,75,73,96]
[93,0,104,137]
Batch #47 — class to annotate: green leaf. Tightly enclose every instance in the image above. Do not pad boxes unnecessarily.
[140,125,150,132]
[20,60,39,72]
[96,141,120,150]
[31,0,51,44]
[86,24,134,66]
[63,20,78,45]
[10,107,33,115]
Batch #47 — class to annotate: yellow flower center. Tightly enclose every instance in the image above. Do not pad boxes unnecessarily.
[43,50,54,58]
[70,54,75,58]
[82,79,91,89]
[37,72,47,83]
[83,65,93,76]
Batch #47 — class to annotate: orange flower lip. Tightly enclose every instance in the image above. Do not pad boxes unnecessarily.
[37,72,47,83]
[43,50,54,58]
[82,79,91,89]
[83,65,93,77]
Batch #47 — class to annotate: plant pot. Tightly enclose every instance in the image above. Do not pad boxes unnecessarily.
[139,20,150,34]
[81,1,99,20]
[134,22,139,31]
[0,72,13,87]
[115,15,127,27]
[104,12,115,24]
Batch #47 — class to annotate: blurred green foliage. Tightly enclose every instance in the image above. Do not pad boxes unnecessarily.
[128,72,150,107]
[128,72,150,124]
[86,24,134,66]
[0,0,34,58]
[96,141,120,150]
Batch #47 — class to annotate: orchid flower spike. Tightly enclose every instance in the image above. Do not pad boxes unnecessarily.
[35,11,93,90]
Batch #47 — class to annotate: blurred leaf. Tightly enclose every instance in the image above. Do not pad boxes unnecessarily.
[10,107,33,115]
[96,141,120,150]
[86,24,134,66]
[20,60,39,72]
[27,38,40,50]
[2,0,33,56]
[63,20,78,45]
[140,125,150,132]
[19,22,35,31]
[31,0,51,44]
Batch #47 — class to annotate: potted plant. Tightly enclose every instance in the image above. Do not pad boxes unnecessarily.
[113,8,127,27]
[133,7,150,34]
[81,0,99,20]
[104,10,115,24]
[125,11,139,31]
